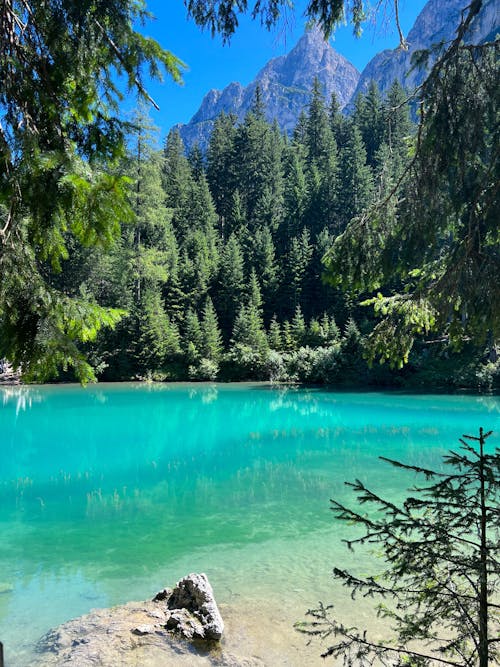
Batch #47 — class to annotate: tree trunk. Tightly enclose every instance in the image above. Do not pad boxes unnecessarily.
[478,427,489,667]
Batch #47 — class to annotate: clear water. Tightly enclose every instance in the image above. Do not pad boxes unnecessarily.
[0,383,498,665]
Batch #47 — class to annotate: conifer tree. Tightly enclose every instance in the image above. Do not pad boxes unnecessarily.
[216,233,246,338]
[353,81,384,167]
[381,80,413,176]
[137,290,180,374]
[305,78,334,166]
[249,225,279,315]
[247,270,264,314]
[232,95,274,224]
[283,228,313,314]
[180,230,218,308]
[200,297,223,362]
[282,146,308,243]
[268,315,283,350]
[128,108,173,301]
[231,303,268,355]
[0,0,184,381]
[228,189,247,235]
[329,91,345,147]
[325,40,499,367]
[300,428,500,667]
[163,129,192,210]
[293,110,309,146]
[281,320,295,352]
[183,308,203,363]
[188,143,205,181]
[338,121,374,228]
[206,112,238,236]
[291,305,307,349]
[306,318,323,347]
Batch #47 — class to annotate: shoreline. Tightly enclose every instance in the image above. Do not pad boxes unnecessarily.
[1,378,498,396]
[32,590,328,667]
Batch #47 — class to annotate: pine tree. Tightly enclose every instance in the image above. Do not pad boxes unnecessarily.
[137,289,180,374]
[338,121,374,228]
[282,145,308,244]
[353,81,384,167]
[305,78,334,165]
[249,225,279,316]
[281,320,295,352]
[300,428,499,667]
[291,305,307,349]
[0,0,184,382]
[329,91,345,147]
[183,308,203,363]
[128,108,173,302]
[304,79,339,235]
[325,39,499,367]
[163,129,191,210]
[268,315,282,350]
[247,269,264,314]
[306,318,323,347]
[200,297,223,362]
[231,303,268,355]
[282,228,313,315]
[206,111,238,236]
[381,80,413,176]
[227,189,247,235]
[188,143,205,181]
[232,93,284,232]
[216,233,245,339]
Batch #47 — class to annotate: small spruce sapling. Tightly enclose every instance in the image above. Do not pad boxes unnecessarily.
[298,428,499,666]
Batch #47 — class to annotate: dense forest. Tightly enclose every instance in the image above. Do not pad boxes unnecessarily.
[44,78,497,389]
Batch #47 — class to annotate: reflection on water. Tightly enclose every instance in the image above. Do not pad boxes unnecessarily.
[0,386,43,415]
[0,384,498,666]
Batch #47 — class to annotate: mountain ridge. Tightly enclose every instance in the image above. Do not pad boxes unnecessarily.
[174,0,499,151]
[350,0,499,101]
[175,27,359,151]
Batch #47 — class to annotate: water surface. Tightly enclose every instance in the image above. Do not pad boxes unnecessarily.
[0,384,498,665]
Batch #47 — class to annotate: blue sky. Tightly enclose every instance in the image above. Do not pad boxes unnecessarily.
[137,0,429,134]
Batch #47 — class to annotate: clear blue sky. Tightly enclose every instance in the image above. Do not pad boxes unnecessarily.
[137,0,429,134]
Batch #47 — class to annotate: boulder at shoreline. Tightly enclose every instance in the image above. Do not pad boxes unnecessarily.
[35,573,251,667]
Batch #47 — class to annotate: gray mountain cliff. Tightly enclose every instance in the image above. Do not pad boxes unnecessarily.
[174,0,498,151]
[175,27,360,151]
[350,0,499,101]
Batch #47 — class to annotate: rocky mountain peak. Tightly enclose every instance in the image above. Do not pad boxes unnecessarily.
[175,27,359,152]
[350,0,498,101]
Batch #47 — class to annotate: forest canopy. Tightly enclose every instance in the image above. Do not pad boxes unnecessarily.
[0,0,498,385]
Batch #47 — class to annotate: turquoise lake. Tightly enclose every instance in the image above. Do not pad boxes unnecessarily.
[0,383,499,665]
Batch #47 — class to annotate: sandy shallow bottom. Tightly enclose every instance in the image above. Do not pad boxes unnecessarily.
[7,530,388,666]
[32,595,380,667]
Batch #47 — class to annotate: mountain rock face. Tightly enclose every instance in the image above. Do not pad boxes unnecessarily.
[350,0,499,101]
[174,0,498,151]
[176,27,360,151]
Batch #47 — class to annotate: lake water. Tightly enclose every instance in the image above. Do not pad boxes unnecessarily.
[0,383,498,665]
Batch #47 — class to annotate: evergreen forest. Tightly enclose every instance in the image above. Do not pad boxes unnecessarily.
[37,74,494,390]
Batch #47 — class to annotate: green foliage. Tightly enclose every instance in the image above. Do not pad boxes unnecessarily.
[299,428,500,667]
[200,297,223,362]
[268,315,283,350]
[291,305,307,348]
[287,345,341,384]
[184,308,203,363]
[186,1,367,41]
[136,290,181,375]
[188,357,219,381]
[324,35,499,369]
[0,0,185,381]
